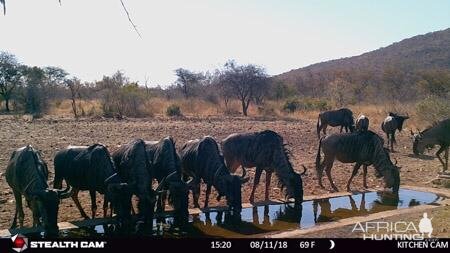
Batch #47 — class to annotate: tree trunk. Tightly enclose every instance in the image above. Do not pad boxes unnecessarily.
[5,98,10,112]
[241,99,250,116]
[71,97,78,118]
[241,99,247,116]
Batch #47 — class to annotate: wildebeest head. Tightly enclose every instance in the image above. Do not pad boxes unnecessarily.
[376,151,401,193]
[29,186,72,236]
[215,173,243,213]
[410,130,434,155]
[283,167,305,203]
[93,145,133,224]
[106,183,132,225]
[156,171,190,225]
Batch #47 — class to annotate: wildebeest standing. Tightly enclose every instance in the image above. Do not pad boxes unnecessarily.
[112,139,155,231]
[356,115,369,131]
[180,136,246,213]
[6,145,72,236]
[144,137,189,225]
[316,131,400,192]
[53,144,132,225]
[317,108,355,139]
[222,130,305,204]
[411,118,450,172]
[381,112,409,152]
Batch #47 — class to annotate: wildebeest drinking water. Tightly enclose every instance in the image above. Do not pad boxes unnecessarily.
[112,139,155,231]
[112,138,190,229]
[222,130,305,204]
[53,144,132,225]
[356,115,369,131]
[411,118,450,172]
[6,145,72,236]
[144,136,190,225]
[180,136,247,213]
[381,112,409,152]
[317,108,355,139]
[316,131,400,192]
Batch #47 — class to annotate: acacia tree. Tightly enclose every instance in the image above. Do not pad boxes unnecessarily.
[220,61,268,116]
[0,51,22,112]
[44,66,68,99]
[65,77,82,118]
[174,68,204,98]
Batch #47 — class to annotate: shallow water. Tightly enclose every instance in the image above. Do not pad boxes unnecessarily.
[34,189,445,238]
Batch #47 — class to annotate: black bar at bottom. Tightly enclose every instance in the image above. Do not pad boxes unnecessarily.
[1,238,449,253]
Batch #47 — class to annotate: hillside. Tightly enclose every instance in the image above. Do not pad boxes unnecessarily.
[273,28,450,95]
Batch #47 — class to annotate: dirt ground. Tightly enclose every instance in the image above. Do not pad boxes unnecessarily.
[0,115,445,230]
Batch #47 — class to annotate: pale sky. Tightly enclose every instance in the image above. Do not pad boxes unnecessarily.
[1,0,449,86]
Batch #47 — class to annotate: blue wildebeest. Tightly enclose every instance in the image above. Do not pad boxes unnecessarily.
[180,136,247,213]
[356,115,369,132]
[112,139,155,232]
[6,145,72,236]
[381,112,409,152]
[411,118,450,172]
[144,136,190,225]
[316,131,400,193]
[53,144,132,225]
[317,108,355,139]
[222,130,305,204]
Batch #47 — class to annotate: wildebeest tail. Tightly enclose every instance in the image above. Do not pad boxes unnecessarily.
[53,152,64,189]
[315,137,323,177]
[316,114,321,139]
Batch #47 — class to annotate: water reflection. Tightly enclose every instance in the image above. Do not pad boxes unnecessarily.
[33,189,442,238]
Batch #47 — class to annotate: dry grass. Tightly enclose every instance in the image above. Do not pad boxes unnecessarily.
[47,98,428,129]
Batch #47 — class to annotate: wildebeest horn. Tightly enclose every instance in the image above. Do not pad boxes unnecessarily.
[300,165,307,175]
[156,171,178,193]
[56,185,73,199]
[241,167,247,178]
[184,176,194,185]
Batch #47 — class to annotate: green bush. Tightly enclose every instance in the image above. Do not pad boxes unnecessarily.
[416,96,450,123]
[282,97,330,112]
[166,104,182,117]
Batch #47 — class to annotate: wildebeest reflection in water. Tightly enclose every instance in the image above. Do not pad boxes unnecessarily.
[37,189,442,238]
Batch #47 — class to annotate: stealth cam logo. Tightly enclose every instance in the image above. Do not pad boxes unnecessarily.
[11,234,28,252]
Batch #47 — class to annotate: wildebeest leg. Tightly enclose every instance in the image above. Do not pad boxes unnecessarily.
[436,146,447,172]
[11,191,24,229]
[204,184,212,208]
[322,124,328,135]
[390,133,395,152]
[265,171,272,201]
[362,165,368,188]
[385,133,390,148]
[156,191,167,214]
[30,201,41,227]
[72,188,89,219]
[325,162,338,192]
[445,147,449,172]
[340,126,344,133]
[90,190,97,219]
[193,182,201,208]
[346,163,362,192]
[250,167,263,203]
[102,195,108,218]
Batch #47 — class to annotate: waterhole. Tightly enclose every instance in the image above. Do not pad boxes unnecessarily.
[29,188,445,238]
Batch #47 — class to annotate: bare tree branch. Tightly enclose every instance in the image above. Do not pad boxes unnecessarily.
[120,0,142,38]
[1,0,5,15]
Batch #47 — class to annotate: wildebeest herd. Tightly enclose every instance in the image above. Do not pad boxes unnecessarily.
[4,108,449,237]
